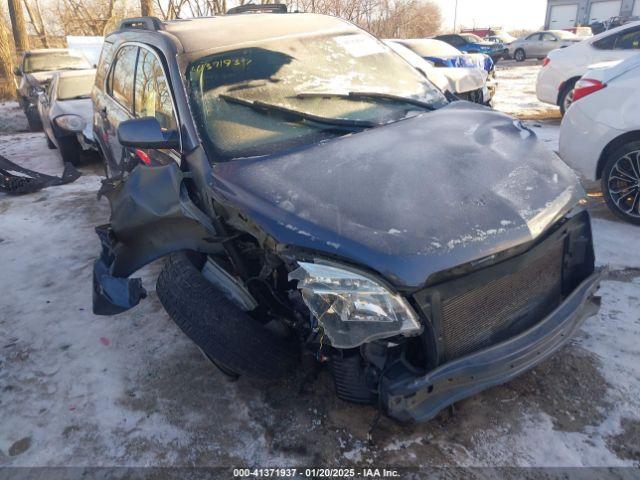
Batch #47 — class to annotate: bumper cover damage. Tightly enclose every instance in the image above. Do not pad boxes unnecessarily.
[381,269,604,422]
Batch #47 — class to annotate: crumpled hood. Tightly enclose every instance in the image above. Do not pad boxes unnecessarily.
[26,71,57,86]
[427,53,494,73]
[212,102,584,289]
[437,67,487,94]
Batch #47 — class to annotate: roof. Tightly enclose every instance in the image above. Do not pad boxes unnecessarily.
[161,13,357,53]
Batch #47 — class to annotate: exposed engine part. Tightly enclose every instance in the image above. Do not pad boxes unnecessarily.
[330,353,377,404]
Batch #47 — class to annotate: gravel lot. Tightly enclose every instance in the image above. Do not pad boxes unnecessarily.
[1,62,639,474]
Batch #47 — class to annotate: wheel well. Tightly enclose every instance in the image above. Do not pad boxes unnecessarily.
[556,76,581,106]
[596,130,640,179]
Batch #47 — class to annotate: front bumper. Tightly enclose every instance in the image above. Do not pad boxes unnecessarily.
[381,268,603,422]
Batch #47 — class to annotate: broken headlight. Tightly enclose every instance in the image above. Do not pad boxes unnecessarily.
[55,114,85,132]
[289,262,422,349]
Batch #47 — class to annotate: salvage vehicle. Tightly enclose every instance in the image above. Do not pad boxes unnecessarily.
[37,69,97,165]
[536,21,640,115]
[434,33,507,61]
[387,38,496,104]
[509,30,582,62]
[92,8,602,422]
[560,55,640,225]
[14,49,93,131]
[384,40,492,105]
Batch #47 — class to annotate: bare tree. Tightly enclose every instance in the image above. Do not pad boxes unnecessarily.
[23,0,49,47]
[7,0,30,53]
[0,2,17,98]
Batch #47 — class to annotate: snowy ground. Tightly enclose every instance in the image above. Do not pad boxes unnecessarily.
[1,62,639,474]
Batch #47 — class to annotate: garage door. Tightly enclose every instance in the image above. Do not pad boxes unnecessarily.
[633,0,640,16]
[589,0,622,23]
[549,4,579,29]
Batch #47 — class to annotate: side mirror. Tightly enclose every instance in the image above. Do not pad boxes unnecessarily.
[117,117,180,150]
[13,67,22,76]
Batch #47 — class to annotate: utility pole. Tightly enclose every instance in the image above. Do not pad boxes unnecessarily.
[140,0,153,16]
[7,0,29,54]
[453,0,459,33]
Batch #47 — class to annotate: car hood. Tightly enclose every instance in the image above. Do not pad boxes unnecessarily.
[426,53,494,73]
[212,102,584,289]
[437,67,487,94]
[25,71,58,85]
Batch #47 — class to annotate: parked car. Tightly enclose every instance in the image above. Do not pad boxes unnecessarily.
[590,16,640,35]
[91,11,601,423]
[384,40,493,104]
[537,21,640,115]
[434,33,507,61]
[509,30,582,62]
[560,55,640,224]
[37,69,96,165]
[13,49,93,131]
[485,31,517,46]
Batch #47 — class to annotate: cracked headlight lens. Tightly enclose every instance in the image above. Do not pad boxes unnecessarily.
[55,114,85,132]
[289,261,422,349]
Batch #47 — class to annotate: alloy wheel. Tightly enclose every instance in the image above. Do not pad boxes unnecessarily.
[607,150,640,219]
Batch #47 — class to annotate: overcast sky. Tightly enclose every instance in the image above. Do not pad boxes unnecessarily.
[433,0,548,32]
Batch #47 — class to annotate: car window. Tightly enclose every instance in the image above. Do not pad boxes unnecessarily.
[615,27,640,49]
[23,52,91,73]
[58,74,95,100]
[449,36,465,46]
[108,45,138,111]
[134,48,177,131]
[542,33,557,41]
[95,41,115,89]
[526,33,541,41]
[593,33,617,49]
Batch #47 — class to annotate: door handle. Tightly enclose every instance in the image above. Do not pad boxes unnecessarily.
[99,106,108,118]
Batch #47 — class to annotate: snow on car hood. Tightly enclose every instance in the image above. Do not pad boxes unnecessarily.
[437,67,487,94]
[212,102,584,288]
[427,53,494,73]
[26,71,57,85]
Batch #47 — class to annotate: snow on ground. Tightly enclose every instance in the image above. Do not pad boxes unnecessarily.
[1,66,640,471]
[493,60,561,120]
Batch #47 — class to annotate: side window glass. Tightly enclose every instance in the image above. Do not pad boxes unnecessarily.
[452,36,464,46]
[542,33,555,41]
[527,33,541,41]
[593,34,616,50]
[134,48,177,131]
[615,28,640,49]
[108,45,138,111]
[95,41,114,88]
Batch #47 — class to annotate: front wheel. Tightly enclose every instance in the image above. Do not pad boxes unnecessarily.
[601,142,640,225]
[514,49,526,62]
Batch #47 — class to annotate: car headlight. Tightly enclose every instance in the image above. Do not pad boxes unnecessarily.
[289,261,423,349]
[55,115,85,132]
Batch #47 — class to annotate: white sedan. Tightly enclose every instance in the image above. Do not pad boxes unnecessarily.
[559,54,640,224]
[536,21,640,115]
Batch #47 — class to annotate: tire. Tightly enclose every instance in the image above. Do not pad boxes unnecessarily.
[156,252,299,378]
[46,134,56,149]
[559,80,577,116]
[514,49,526,62]
[601,142,640,225]
[57,136,81,165]
[25,107,43,132]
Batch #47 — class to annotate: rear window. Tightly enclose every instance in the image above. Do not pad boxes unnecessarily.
[57,74,95,100]
[24,52,91,73]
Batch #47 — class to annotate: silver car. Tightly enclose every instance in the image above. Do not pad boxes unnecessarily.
[509,30,582,62]
[37,69,96,165]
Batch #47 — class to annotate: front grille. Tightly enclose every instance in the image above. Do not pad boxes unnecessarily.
[439,242,563,360]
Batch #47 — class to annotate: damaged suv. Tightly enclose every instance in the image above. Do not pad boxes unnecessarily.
[92,8,602,422]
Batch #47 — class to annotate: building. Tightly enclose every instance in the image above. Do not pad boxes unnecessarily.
[545,0,640,29]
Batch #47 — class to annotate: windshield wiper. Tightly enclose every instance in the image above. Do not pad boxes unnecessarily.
[295,91,437,111]
[218,94,378,130]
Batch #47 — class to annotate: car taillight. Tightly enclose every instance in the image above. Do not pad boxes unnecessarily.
[572,78,606,102]
[542,57,551,67]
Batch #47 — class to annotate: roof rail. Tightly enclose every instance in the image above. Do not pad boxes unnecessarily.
[118,16,165,31]
[226,3,287,15]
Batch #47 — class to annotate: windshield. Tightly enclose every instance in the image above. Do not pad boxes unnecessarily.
[188,31,446,160]
[553,30,579,40]
[462,34,483,43]
[396,39,462,57]
[24,52,92,73]
[57,73,95,100]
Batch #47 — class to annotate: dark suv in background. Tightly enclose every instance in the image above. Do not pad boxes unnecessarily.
[14,48,93,131]
[91,6,601,422]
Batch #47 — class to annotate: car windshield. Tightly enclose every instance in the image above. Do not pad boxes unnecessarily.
[553,30,579,40]
[462,34,483,43]
[24,52,92,73]
[187,31,447,160]
[57,73,95,100]
[393,39,462,57]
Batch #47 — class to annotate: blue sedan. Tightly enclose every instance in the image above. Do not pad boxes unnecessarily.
[434,33,508,61]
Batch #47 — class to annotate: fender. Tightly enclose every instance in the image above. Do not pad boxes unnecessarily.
[93,162,224,315]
